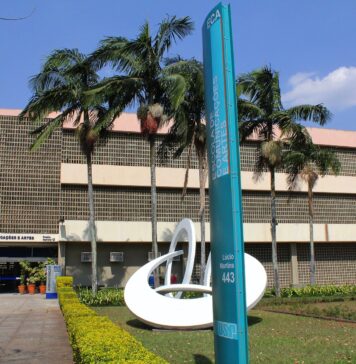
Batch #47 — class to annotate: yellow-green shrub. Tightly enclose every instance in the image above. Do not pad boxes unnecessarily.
[67,315,166,364]
[57,279,167,364]
[56,276,73,288]
[61,302,96,319]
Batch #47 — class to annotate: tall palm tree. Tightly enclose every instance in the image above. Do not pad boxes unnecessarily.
[283,127,340,285]
[19,49,105,294]
[160,59,208,283]
[90,16,194,287]
[238,66,331,296]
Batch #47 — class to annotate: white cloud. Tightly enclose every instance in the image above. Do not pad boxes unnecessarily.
[288,72,316,87]
[282,67,356,111]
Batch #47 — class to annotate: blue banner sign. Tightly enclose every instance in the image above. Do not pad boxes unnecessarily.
[202,3,249,363]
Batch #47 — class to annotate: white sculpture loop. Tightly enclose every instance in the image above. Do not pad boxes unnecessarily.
[124,218,267,330]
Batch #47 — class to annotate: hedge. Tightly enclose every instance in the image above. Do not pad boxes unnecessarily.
[56,277,167,364]
[264,284,356,298]
[57,276,74,288]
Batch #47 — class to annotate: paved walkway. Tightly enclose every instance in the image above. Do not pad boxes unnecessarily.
[0,294,73,363]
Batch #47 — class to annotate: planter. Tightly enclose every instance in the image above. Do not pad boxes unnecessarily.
[39,284,46,294]
[18,284,26,294]
[28,284,36,294]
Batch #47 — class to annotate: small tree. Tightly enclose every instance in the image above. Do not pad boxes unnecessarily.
[20,49,105,294]
[160,59,208,283]
[238,66,331,296]
[90,17,194,286]
[283,127,340,284]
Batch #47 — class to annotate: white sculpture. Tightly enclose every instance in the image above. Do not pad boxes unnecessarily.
[124,219,267,329]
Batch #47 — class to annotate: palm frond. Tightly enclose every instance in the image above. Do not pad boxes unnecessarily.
[238,99,264,122]
[314,149,341,176]
[287,104,331,125]
[30,107,78,150]
[238,120,264,141]
[155,16,194,58]
[238,66,282,114]
[20,86,75,122]
[89,36,129,70]
[161,73,187,110]
[283,151,306,189]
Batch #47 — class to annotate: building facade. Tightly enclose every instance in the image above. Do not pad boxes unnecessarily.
[0,109,356,291]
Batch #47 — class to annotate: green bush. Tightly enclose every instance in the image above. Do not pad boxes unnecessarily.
[280,285,356,298]
[58,281,166,363]
[78,287,125,306]
[57,276,74,288]
[182,291,204,299]
[264,285,356,298]
[67,315,167,363]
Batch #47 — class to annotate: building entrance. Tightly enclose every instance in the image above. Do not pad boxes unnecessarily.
[0,246,57,292]
[0,262,20,292]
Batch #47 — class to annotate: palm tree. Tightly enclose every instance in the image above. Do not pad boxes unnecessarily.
[19,49,105,294]
[238,66,331,296]
[90,16,194,287]
[160,59,208,283]
[283,127,340,285]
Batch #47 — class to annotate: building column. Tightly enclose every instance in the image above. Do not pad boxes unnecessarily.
[58,241,66,275]
[290,243,299,286]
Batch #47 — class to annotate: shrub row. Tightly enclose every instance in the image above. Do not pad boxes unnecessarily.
[264,284,356,298]
[56,277,167,364]
[77,287,125,306]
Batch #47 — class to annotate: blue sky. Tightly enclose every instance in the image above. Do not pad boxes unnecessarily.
[1,0,356,130]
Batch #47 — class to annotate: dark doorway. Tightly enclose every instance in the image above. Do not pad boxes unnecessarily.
[0,262,20,293]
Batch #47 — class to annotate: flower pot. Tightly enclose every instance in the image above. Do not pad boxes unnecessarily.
[28,284,36,294]
[39,284,46,294]
[18,284,26,294]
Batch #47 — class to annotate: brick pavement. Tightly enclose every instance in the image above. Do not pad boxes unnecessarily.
[0,294,73,363]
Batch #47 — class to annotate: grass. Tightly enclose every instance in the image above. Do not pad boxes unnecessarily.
[259,297,356,321]
[93,306,356,363]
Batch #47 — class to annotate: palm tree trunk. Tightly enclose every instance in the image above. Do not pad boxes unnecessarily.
[86,152,97,294]
[150,136,159,287]
[308,180,316,285]
[270,167,280,297]
[182,141,193,199]
[198,150,208,284]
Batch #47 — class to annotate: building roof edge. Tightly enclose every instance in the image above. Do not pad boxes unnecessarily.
[1,108,355,148]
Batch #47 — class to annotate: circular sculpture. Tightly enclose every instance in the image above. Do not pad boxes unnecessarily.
[124,218,267,330]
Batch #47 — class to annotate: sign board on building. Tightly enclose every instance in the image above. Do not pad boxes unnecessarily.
[0,234,57,243]
[202,3,249,363]
[46,265,62,299]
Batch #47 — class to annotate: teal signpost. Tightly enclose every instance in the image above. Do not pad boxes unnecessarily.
[202,3,249,363]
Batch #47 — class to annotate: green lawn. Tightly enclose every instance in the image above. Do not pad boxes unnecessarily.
[259,298,356,321]
[94,306,356,363]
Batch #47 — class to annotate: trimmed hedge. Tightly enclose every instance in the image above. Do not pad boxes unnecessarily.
[56,278,167,363]
[57,276,74,288]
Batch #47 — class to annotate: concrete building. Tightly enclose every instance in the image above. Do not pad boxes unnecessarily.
[0,109,355,291]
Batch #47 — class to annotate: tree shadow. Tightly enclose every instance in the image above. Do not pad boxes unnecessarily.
[248,315,263,326]
[127,316,262,333]
[126,319,152,331]
[194,354,213,363]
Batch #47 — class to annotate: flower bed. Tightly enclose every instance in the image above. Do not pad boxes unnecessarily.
[57,277,167,364]
[77,287,125,306]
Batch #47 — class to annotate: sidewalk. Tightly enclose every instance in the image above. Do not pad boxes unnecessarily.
[0,294,73,363]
